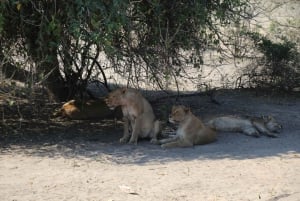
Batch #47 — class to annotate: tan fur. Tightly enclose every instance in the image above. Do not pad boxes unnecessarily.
[159,105,216,148]
[206,115,282,137]
[53,99,119,120]
[104,88,161,144]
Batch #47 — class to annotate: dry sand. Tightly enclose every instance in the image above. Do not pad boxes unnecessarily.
[0,90,300,201]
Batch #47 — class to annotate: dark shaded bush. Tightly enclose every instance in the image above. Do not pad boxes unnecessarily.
[245,32,300,90]
[0,0,251,101]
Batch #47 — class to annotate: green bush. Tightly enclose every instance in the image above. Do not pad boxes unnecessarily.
[0,0,251,100]
[246,32,300,90]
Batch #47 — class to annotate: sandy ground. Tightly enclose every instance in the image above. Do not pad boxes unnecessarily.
[0,90,300,201]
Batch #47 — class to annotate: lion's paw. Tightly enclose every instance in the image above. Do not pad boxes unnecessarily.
[119,137,128,144]
[150,138,159,144]
[128,139,137,145]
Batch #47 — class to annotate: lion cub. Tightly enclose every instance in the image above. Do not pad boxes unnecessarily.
[206,115,282,137]
[105,88,160,144]
[159,105,217,148]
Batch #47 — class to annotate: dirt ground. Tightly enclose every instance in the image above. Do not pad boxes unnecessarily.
[0,89,300,201]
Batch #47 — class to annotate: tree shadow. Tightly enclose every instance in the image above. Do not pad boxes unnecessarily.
[1,88,300,164]
[1,122,299,165]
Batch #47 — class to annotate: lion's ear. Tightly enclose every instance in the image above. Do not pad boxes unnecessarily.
[184,106,190,113]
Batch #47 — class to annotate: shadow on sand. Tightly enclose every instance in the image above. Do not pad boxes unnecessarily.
[1,89,300,164]
[1,120,299,165]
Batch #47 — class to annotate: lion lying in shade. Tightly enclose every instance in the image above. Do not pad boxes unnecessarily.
[158,105,217,148]
[53,99,121,120]
[206,115,282,137]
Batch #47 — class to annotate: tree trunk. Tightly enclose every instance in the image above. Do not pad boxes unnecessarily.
[39,58,69,102]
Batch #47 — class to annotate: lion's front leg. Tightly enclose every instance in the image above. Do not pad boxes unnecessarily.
[120,117,131,143]
[242,126,260,137]
[253,122,278,138]
[150,120,161,144]
[158,135,179,145]
[128,117,141,145]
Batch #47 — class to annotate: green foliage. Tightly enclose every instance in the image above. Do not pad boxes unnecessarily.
[249,32,294,62]
[0,0,251,100]
[246,32,300,90]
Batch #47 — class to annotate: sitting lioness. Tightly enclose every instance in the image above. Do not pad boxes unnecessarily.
[104,87,160,144]
[159,105,217,148]
[206,115,282,137]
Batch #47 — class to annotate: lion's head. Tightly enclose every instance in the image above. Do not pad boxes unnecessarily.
[169,105,191,124]
[263,115,282,133]
[104,88,127,110]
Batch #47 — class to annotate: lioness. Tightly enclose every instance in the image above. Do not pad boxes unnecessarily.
[53,99,120,120]
[206,115,282,137]
[104,88,161,144]
[159,105,217,148]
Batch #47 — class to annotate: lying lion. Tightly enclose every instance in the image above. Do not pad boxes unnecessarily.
[104,87,161,144]
[206,115,282,137]
[53,99,120,120]
[159,105,217,148]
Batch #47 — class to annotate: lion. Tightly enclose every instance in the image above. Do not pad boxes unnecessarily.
[206,115,282,137]
[104,87,161,144]
[53,99,120,120]
[159,105,217,148]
